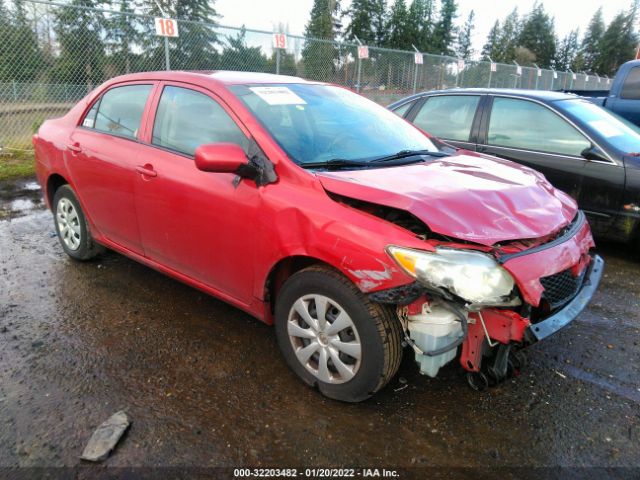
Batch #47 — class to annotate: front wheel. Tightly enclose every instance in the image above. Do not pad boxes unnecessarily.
[274,265,403,402]
[53,185,104,261]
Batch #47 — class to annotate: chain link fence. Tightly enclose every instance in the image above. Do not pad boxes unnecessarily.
[1,0,611,150]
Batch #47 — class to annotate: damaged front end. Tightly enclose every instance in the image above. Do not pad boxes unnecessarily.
[370,212,604,390]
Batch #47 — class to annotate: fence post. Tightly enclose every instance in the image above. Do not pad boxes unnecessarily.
[487,57,493,88]
[12,80,17,102]
[533,63,540,90]
[153,0,171,70]
[512,61,520,88]
[568,70,574,89]
[276,48,281,75]
[411,45,421,94]
[354,35,363,93]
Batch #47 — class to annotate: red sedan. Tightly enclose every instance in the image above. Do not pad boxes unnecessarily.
[33,71,603,401]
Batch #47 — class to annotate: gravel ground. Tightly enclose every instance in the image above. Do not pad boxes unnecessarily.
[0,178,639,478]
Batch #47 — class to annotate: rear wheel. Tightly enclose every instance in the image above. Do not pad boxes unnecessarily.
[274,265,403,402]
[53,185,103,261]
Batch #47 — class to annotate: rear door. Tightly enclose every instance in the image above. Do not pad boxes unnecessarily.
[134,82,259,304]
[405,94,485,150]
[477,95,623,233]
[67,82,155,254]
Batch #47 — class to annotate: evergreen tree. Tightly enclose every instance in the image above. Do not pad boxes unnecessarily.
[406,0,435,52]
[555,29,579,71]
[518,2,557,67]
[171,0,220,69]
[302,0,340,81]
[1,0,43,82]
[386,0,410,49]
[0,0,12,81]
[456,10,475,60]
[372,0,388,46]
[142,0,220,70]
[481,20,501,61]
[345,0,376,44]
[220,27,268,72]
[497,8,519,63]
[581,8,605,72]
[52,0,107,88]
[106,0,143,74]
[432,0,458,56]
[595,3,639,76]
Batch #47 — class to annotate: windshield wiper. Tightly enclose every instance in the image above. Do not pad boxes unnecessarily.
[299,149,451,170]
[298,158,373,169]
[370,149,451,163]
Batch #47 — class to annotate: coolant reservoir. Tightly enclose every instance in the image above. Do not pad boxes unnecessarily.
[407,303,464,377]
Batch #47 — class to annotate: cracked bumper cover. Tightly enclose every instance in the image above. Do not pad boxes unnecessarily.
[528,254,604,341]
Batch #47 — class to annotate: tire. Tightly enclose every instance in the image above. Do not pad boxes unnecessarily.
[52,185,104,261]
[274,265,404,402]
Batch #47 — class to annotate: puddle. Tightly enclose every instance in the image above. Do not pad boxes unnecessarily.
[0,177,43,219]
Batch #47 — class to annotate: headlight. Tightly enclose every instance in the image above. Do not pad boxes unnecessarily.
[387,246,515,304]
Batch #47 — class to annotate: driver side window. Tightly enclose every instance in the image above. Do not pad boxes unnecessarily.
[152,86,249,157]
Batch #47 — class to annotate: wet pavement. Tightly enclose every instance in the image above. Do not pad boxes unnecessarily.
[0,178,639,473]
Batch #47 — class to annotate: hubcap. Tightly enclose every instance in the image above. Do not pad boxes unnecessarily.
[56,198,81,251]
[287,294,362,384]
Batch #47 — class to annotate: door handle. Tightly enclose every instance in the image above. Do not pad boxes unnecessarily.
[67,143,82,153]
[136,165,157,177]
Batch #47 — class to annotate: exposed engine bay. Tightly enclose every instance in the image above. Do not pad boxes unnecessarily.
[331,192,602,390]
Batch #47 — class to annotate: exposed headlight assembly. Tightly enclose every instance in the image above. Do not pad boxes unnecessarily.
[387,246,516,305]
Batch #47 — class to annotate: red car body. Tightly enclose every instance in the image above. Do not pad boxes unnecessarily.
[33,71,603,391]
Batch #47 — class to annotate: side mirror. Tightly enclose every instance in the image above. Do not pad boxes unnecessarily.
[194,143,249,173]
[580,145,608,162]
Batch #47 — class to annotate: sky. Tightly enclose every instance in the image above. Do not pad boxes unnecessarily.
[214,0,632,56]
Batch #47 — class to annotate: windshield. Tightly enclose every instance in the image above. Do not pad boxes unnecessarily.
[558,99,640,154]
[230,84,437,165]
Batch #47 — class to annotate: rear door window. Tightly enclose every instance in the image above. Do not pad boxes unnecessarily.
[87,84,152,139]
[411,95,480,142]
[152,85,248,156]
[621,67,640,100]
[488,97,590,156]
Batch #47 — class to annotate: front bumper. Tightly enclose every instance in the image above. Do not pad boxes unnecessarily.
[528,254,604,341]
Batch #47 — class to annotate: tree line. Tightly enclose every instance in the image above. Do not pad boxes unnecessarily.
[0,0,294,89]
[307,0,639,76]
[1,0,638,92]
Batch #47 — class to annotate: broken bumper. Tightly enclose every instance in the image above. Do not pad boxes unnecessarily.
[528,254,604,341]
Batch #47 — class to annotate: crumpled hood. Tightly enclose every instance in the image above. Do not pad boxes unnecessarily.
[317,153,578,246]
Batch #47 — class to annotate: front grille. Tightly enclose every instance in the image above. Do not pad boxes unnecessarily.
[540,268,586,309]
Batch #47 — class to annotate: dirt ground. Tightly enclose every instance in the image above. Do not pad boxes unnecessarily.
[1,178,639,477]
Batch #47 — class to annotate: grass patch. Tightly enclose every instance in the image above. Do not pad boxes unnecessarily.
[0,148,35,181]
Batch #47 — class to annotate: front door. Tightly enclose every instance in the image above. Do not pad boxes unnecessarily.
[134,83,259,304]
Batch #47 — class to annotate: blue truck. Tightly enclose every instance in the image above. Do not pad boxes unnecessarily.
[565,59,640,126]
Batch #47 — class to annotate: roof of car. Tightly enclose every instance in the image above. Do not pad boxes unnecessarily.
[408,88,578,102]
[104,70,315,87]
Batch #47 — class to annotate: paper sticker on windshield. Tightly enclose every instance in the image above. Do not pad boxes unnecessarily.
[588,120,622,138]
[250,86,306,105]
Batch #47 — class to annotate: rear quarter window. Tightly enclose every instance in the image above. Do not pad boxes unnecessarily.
[621,67,640,100]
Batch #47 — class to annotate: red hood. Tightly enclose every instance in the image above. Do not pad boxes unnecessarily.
[317,153,578,246]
